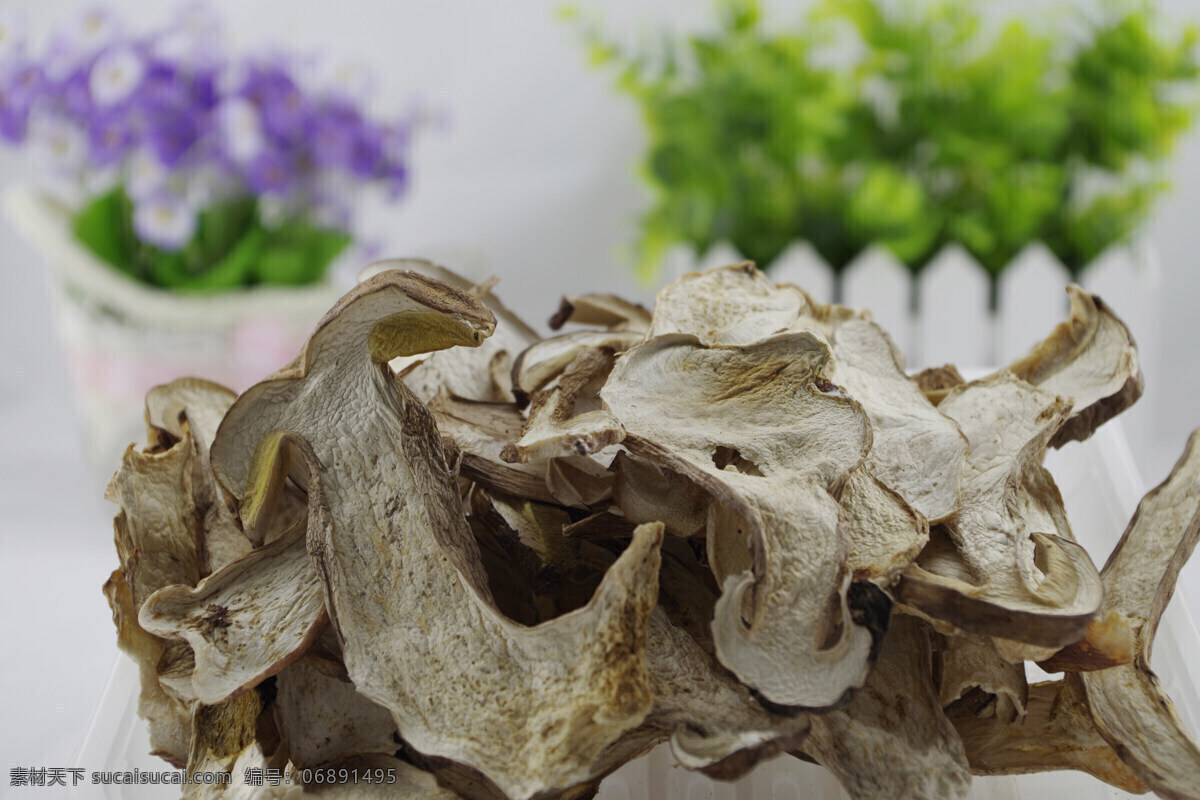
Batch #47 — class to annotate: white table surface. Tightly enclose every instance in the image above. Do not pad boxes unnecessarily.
[0,375,120,778]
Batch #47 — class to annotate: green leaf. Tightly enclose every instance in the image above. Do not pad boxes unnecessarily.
[179,225,267,293]
[72,187,135,276]
[254,223,351,286]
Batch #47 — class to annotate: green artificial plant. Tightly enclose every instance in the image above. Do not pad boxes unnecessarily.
[569,0,1200,291]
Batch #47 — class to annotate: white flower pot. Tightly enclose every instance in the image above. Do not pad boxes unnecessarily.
[4,184,345,469]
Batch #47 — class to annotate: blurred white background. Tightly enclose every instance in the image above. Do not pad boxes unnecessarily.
[1,0,1199,786]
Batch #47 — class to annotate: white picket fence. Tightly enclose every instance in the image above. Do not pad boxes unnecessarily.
[662,239,1163,447]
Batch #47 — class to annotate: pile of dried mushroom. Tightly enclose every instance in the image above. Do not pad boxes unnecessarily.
[105,261,1200,800]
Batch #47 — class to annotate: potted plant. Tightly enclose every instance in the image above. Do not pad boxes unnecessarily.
[568,0,1199,309]
[0,4,423,465]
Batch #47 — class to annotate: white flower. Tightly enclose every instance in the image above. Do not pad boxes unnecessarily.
[171,1,223,43]
[184,165,239,208]
[65,8,122,57]
[0,9,28,64]
[90,46,145,107]
[28,113,88,171]
[216,97,264,162]
[133,193,197,251]
[301,56,375,104]
[153,2,224,66]
[124,150,166,200]
[257,192,289,228]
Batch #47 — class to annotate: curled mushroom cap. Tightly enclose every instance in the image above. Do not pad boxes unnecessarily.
[143,378,255,572]
[139,524,327,705]
[897,373,1104,649]
[602,331,882,708]
[920,286,1144,444]
[511,329,643,402]
[361,259,539,406]
[210,270,665,799]
[1007,287,1142,446]
[501,345,625,464]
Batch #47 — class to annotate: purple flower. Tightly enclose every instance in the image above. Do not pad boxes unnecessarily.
[58,68,95,119]
[246,148,293,194]
[87,110,135,165]
[308,103,369,172]
[382,161,408,200]
[133,190,196,250]
[0,64,45,142]
[260,88,306,143]
[145,108,199,166]
[137,60,185,109]
[0,2,428,264]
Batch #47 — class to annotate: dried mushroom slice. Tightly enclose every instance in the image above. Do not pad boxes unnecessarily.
[144,377,236,453]
[601,332,881,708]
[839,467,929,585]
[611,451,708,538]
[210,271,664,800]
[1001,286,1142,446]
[272,659,397,769]
[896,373,1104,649]
[544,455,616,508]
[184,690,265,798]
[427,393,555,504]
[1038,609,1135,672]
[951,678,1147,792]
[144,379,253,572]
[501,346,624,464]
[106,430,209,731]
[360,260,539,406]
[642,608,811,778]
[1075,429,1200,799]
[108,438,204,608]
[912,364,965,402]
[139,525,326,705]
[793,307,967,523]
[647,264,966,524]
[937,634,1028,724]
[802,616,972,800]
[511,330,643,402]
[548,292,652,333]
[645,262,805,345]
[104,568,192,767]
